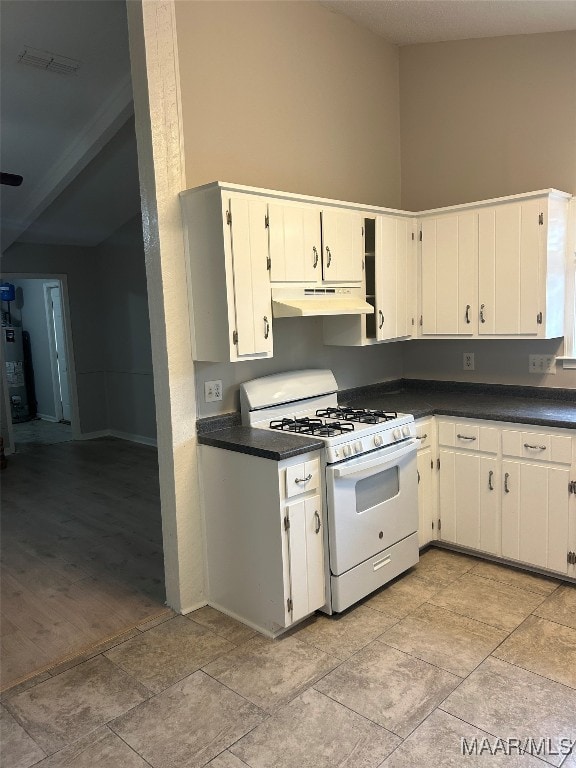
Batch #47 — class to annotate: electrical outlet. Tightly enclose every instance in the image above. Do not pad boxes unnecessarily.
[543,355,556,374]
[205,380,222,402]
[529,355,556,374]
[463,352,475,371]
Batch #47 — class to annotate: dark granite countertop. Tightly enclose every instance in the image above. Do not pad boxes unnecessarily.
[197,380,576,460]
[340,380,576,430]
[198,426,324,461]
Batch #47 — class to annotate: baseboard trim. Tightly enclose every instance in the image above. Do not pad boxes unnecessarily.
[109,429,157,447]
[78,429,157,447]
[180,600,209,615]
[36,413,59,423]
[78,430,111,441]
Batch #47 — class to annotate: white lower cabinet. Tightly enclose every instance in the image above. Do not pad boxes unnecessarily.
[200,446,325,636]
[437,420,500,555]
[500,425,573,574]
[436,417,576,577]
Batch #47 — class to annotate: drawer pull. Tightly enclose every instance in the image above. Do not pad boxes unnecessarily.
[488,470,494,491]
[524,443,546,451]
[313,510,321,534]
[457,434,477,441]
[295,473,312,484]
[416,433,427,441]
[373,555,391,571]
[504,472,510,493]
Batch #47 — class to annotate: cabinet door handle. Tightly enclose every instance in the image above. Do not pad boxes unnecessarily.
[378,310,384,329]
[457,434,477,441]
[326,246,332,267]
[480,304,486,323]
[264,316,270,339]
[488,470,494,491]
[295,473,312,484]
[312,246,319,269]
[417,469,421,484]
[314,510,321,534]
[504,472,510,493]
[465,304,471,324]
[416,433,427,441]
[524,443,546,451]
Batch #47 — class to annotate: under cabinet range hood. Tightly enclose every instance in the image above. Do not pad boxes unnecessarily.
[271,286,373,318]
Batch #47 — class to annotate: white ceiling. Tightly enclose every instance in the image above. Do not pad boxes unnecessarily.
[2,1,576,252]
[0,0,138,251]
[321,1,576,46]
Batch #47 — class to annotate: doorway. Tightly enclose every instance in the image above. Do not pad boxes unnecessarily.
[2,275,76,452]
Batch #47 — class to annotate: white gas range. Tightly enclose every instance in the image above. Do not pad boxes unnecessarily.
[241,369,419,612]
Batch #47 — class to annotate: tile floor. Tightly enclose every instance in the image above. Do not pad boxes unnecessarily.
[2,548,575,768]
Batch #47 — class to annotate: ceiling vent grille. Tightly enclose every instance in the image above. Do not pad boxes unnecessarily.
[17,46,80,76]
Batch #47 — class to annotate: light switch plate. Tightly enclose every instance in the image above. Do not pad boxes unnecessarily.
[529,355,556,374]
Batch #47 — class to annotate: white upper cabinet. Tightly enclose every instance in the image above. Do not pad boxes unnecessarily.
[321,208,364,283]
[418,190,570,339]
[420,211,477,336]
[180,184,273,362]
[323,212,416,346]
[375,215,415,341]
[267,202,321,283]
[477,195,567,337]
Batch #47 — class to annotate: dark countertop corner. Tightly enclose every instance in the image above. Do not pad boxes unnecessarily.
[198,426,324,461]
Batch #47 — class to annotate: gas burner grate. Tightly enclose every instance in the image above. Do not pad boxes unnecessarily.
[269,417,355,436]
[316,407,399,424]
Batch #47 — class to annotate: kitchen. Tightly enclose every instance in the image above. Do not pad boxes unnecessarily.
[3,3,576,766]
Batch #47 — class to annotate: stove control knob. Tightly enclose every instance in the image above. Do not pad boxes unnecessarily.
[355,441,363,453]
[374,435,383,448]
[343,445,351,457]
[402,425,411,437]
[393,428,402,441]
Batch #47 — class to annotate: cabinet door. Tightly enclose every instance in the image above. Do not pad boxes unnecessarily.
[501,460,570,573]
[417,448,434,547]
[268,203,321,283]
[421,212,477,336]
[228,196,273,357]
[478,200,541,336]
[285,495,325,623]
[375,216,414,341]
[321,209,363,283]
[439,449,498,552]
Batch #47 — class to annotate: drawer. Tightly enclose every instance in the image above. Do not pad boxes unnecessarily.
[438,420,499,454]
[414,419,432,451]
[502,429,572,464]
[285,458,320,498]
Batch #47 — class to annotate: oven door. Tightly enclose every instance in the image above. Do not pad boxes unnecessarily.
[326,439,417,576]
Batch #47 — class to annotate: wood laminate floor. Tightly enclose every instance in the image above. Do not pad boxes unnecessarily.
[0,437,168,691]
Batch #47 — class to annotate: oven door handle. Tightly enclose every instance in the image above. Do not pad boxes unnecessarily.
[333,439,416,478]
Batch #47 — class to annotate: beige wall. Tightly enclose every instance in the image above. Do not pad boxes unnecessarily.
[175,0,405,415]
[400,32,576,211]
[176,0,401,208]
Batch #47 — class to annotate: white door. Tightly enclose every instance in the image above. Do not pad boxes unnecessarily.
[46,284,71,422]
[502,460,570,573]
[228,196,273,357]
[268,203,321,283]
[286,494,325,622]
[376,216,414,341]
[478,200,541,335]
[421,212,477,335]
[321,209,363,283]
